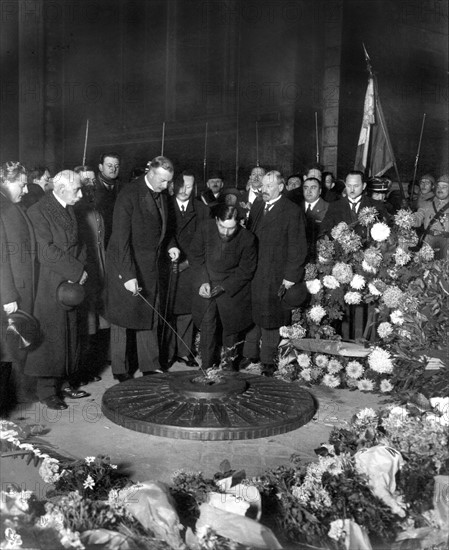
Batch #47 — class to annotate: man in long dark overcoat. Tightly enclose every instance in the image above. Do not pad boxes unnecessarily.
[104,156,179,380]
[189,204,257,370]
[0,162,37,411]
[242,170,307,373]
[26,170,89,410]
[162,171,210,366]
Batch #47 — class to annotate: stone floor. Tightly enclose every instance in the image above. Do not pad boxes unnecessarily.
[2,362,386,490]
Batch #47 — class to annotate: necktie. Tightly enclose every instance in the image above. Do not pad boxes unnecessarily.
[180,204,185,217]
[349,200,358,222]
[306,202,313,218]
[264,204,271,215]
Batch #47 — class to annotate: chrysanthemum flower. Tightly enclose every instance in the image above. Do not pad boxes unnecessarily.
[394,209,415,230]
[377,322,393,339]
[323,275,340,289]
[322,374,340,388]
[306,279,322,294]
[332,262,353,284]
[327,359,343,373]
[345,361,364,379]
[300,369,312,381]
[350,274,366,290]
[381,285,404,308]
[368,347,394,374]
[314,354,329,368]
[308,305,327,324]
[304,263,318,280]
[310,367,323,380]
[357,378,375,391]
[362,260,377,274]
[296,353,311,368]
[417,243,435,262]
[344,291,362,305]
[371,222,391,242]
[331,222,349,240]
[358,206,378,226]
[380,379,394,393]
[356,407,377,421]
[394,248,411,267]
[363,247,383,267]
[390,310,404,325]
[83,474,95,490]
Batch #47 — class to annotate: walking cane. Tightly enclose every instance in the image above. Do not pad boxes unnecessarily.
[160,260,178,355]
[136,289,206,376]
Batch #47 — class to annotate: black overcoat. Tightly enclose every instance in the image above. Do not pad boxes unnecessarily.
[189,220,257,336]
[248,196,307,329]
[25,193,85,377]
[163,197,210,315]
[103,177,175,330]
[0,193,37,362]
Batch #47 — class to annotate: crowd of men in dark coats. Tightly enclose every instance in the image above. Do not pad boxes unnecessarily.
[1,154,447,413]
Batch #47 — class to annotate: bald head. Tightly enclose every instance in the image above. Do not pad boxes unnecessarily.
[53,170,82,205]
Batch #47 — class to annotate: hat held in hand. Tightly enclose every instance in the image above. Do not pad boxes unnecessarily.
[57,281,85,310]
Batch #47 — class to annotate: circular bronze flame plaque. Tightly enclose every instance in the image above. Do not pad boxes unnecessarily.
[101,371,317,441]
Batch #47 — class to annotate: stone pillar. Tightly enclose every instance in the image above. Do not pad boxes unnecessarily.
[18,0,45,166]
[321,0,343,176]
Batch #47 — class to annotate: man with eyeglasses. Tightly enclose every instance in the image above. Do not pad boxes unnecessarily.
[96,152,121,247]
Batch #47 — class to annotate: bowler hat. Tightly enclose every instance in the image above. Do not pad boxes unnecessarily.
[6,310,40,359]
[282,282,309,309]
[57,281,85,310]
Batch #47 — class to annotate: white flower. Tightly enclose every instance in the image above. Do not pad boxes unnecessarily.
[332,262,353,283]
[327,359,343,374]
[357,378,375,391]
[362,259,377,273]
[394,247,411,267]
[83,475,95,490]
[328,519,345,541]
[371,222,391,242]
[323,275,340,289]
[322,374,340,388]
[110,464,118,469]
[306,279,322,294]
[39,457,61,484]
[380,379,394,393]
[356,407,377,421]
[344,291,362,305]
[314,354,329,368]
[308,305,327,324]
[368,347,394,374]
[3,528,23,548]
[300,369,312,381]
[346,361,364,379]
[350,274,366,290]
[377,322,393,339]
[390,310,404,325]
[368,282,382,296]
[60,528,84,549]
[296,353,311,368]
[388,406,409,420]
[84,456,96,464]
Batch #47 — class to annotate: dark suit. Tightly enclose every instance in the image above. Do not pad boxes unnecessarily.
[190,219,257,369]
[161,196,210,359]
[0,192,37,408]
[303,197,329,259]
[104,176,175,373]
[21,183,44,210]
[95,176,121,248]
[319,195,388,238]
[244,196,307,363]
[26,193,86,399]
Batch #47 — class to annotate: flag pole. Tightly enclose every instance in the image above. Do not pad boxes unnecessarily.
[82,119,89,166]
[256,121,259,167]
[410,113,427,204]
[203,121,208,192]
[315,112,320,164]
[161,121,166,156]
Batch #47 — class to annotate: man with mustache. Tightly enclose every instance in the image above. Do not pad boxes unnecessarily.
[241,170,308,375]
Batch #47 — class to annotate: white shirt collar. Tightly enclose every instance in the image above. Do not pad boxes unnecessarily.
[53,191,67,208]
[305,198,320,210]
[176,198,189,210]
[265,195,282,207]
[145,175,156,192]
[248,187,261,203]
